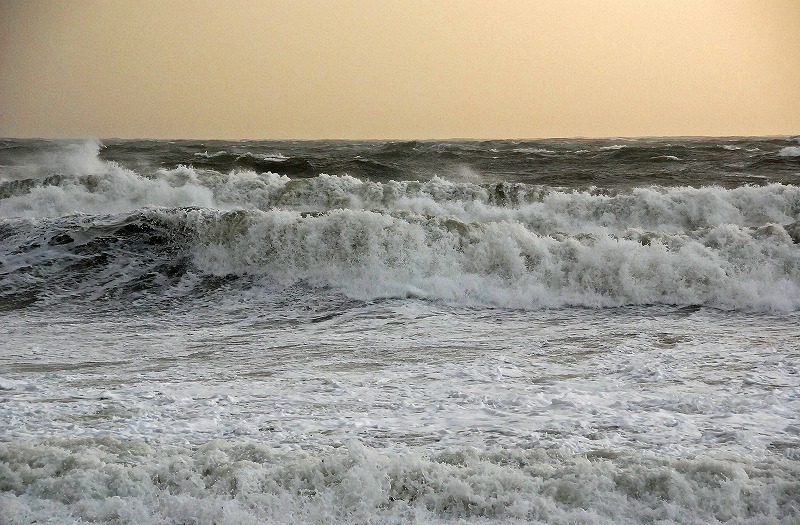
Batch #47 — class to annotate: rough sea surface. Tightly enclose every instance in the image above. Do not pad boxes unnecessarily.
[1,137,799,524]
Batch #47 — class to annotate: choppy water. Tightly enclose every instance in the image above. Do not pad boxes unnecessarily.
[1,137,799,524]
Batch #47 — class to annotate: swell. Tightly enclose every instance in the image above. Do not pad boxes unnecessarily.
[189,151,318,176]
[7,137,796,188]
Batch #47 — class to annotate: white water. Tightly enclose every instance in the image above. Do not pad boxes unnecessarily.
[2,144,799,312]
[2,302,799,524]
[2,139,800,524]
[778,146,800,157]
[180,207,799,311]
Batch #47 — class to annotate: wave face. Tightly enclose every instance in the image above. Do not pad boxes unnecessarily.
[1,138,799,312]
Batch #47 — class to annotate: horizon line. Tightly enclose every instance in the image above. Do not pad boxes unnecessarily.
[2,133,798,142]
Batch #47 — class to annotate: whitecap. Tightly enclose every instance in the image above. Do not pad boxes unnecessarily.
[512,147,556,154]
[777,146,800,157]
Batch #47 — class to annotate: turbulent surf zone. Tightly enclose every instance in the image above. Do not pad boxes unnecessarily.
[2,139,800,312]
[1,138,799,523]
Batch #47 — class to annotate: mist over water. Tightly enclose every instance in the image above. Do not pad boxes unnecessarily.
[1,138,799,524]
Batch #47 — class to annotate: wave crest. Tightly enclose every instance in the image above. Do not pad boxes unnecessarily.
[185,208,800,311]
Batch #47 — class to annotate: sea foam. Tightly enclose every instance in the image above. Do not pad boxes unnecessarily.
[1,439,797,525]
[185,208,800,311]
[778,146,800,157]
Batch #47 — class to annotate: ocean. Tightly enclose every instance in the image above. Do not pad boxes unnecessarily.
[1,137,799,524]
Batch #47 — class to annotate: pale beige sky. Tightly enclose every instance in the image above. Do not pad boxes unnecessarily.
[1,0,799,139]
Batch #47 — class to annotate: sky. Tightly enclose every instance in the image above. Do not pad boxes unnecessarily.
[1,0,799,140]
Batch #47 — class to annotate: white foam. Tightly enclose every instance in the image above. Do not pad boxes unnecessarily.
[59,139,108,176]
[252,152,289,162]
[2,294,798,523]
[0,438,797,525]
[512,147,556,154]
[777,146,800,157]
[194,150,227,158]
[0,163,217,218]
[187,208,800,312]
[0,139,106,182]
[221,176,800,236]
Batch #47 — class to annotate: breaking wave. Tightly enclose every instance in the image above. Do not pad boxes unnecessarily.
[1,139,799,312]
[1,439,798,525]
[2,205,799,312]
[778,146,800,157]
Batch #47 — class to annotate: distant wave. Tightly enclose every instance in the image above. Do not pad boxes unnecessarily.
[189,150,314,174]
[193,150,229,158]
[512,147,557,155]
[778,146,800,157]
[2,156,798,233]
[5,138,800,191]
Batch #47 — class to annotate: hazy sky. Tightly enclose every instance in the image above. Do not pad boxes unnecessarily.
[1,0,799,139]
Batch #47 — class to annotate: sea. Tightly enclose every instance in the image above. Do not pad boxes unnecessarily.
[1,137,799,524]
